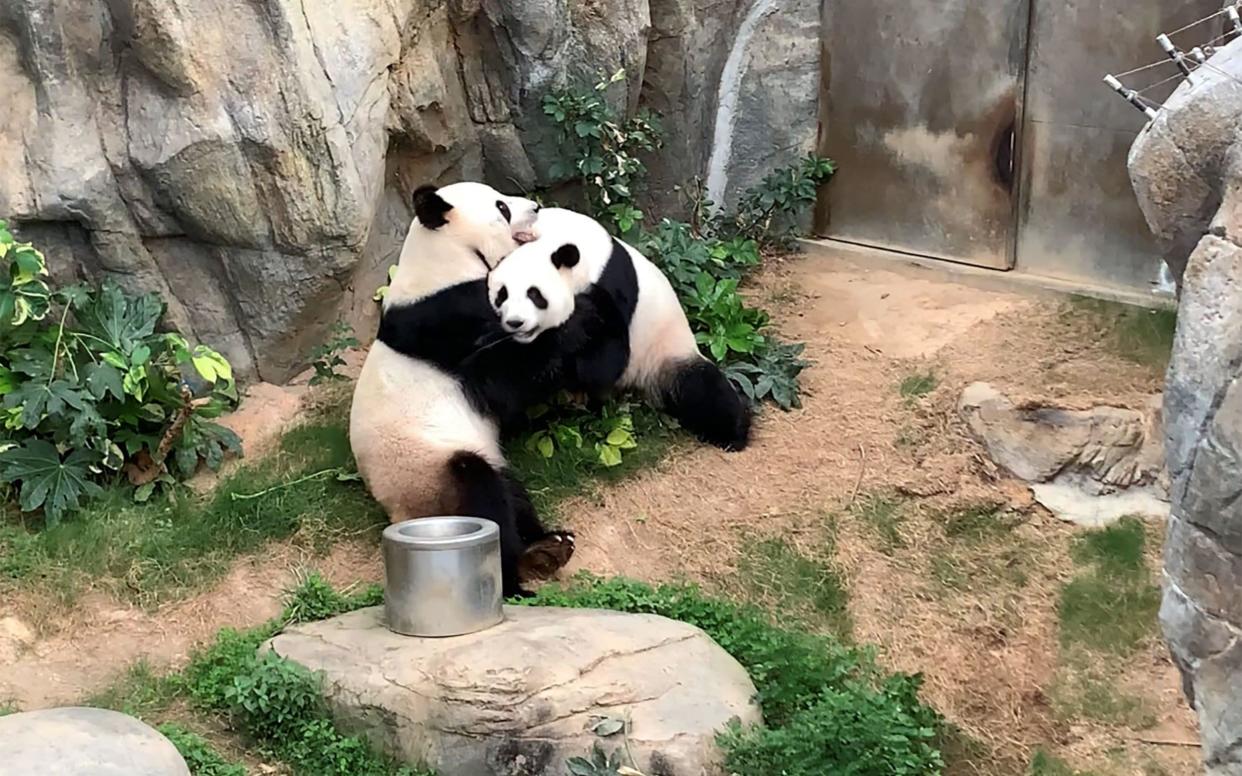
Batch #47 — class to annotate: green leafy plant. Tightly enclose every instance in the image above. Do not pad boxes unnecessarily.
[373,265,398,303]
[567,743,643,776]
[156,723,246,776]
[718,154,836,248]
[307,321,359,386]
[542,69,662,237]
[542,77,826,413]
[523,395,639,467]
[0,222,241,524]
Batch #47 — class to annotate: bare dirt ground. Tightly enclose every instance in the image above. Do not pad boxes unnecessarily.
[0,248,1197,774]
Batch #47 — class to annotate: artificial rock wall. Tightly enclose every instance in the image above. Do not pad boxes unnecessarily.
[0,0,818,382]
[1128,37,1242,774]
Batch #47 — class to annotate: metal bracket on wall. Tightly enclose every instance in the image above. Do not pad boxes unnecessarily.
[1102,75,1160,120]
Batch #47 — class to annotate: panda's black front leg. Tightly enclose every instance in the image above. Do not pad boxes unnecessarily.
[560,289,630,400]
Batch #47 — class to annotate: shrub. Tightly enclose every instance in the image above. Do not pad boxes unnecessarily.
[0,221,240,524]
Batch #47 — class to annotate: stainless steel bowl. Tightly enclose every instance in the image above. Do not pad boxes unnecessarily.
[381,516,504,637]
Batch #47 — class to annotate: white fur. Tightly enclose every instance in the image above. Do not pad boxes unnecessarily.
[351,182,538,522]
[497,206,701,394]
[487,240,576,343]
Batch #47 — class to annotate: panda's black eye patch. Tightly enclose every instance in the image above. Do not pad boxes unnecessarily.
[527,287,548,310]
[494,286,508,307]
[496,200,511,223]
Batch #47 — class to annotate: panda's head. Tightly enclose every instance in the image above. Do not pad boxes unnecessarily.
[487,242,581,344]
[412,182,540,268]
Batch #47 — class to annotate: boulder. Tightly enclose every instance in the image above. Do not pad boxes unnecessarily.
[268,605,762,776]
[958,381,1167,525]
[0,707,189,776]
[1128,37,1242,773]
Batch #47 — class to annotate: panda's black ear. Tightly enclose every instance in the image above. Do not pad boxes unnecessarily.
[551,243,580,269]
[412,185,452,229]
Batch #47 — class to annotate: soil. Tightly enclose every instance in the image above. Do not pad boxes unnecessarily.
[0,248,1198,774]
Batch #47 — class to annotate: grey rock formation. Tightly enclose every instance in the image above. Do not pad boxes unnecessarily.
[1128,37,1242,774]
[958,382,1167,526]
[0,706,190,776]
[0,0,820,381]
[268,605,762,776]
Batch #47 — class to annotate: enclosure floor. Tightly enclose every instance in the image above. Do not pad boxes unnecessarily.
[1,247,1197,774]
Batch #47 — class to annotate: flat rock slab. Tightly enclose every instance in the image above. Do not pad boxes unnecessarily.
[268,605,762,776]
[0,707,189,776]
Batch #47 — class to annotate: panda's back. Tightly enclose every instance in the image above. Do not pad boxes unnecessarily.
[351,342,503,472]
[619,242,699,388]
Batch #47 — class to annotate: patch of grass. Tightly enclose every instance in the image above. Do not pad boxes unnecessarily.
[280,571,382,624]
[523,575,944,775]
[941,502,1015,541]
[736,532,851,638]
[86,659,182,718]
[1058,520,1160,656]
[0,700,17,716]
[899,371,938,399]
[157,723,246,776]
[0,413,387,609]
[1051,654,1157,729]
[852,494,906,553]
[1070,516,1146,575]
[1028,748,1099,776]
[1067,296,1176,370]
[506,404,676,519]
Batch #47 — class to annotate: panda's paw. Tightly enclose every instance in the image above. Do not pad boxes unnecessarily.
[518,531,576,581]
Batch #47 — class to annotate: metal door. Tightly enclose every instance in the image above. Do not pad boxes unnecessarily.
[1015,0,1223,292]
[817,0,1031,269]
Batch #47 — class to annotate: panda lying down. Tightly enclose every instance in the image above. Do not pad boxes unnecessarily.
[487,206,752,451]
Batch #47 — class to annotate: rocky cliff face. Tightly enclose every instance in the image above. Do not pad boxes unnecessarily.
[0,0,819,382]
[1128,37,1242,774]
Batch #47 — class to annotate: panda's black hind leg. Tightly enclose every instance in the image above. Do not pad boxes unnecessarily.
[448,452,531,598]
[661,359,753,451]
[502,470,576,581]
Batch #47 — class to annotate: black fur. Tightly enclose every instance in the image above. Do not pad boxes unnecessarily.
[661,358,752,451]
[412,185,452,228]
[553,239,638,398]
[449,451,571,598]
[377,280,616,435]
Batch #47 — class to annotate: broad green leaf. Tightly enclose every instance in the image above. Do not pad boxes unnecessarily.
[75,280,163,352]
[597,443,622,467]
[0,439,103,525]
[84,362,124,401]
[590,716,625,737]
[191,355,219,384]
[536,434,555,459]
[130,344,151,366]
[134,481,157,503]
[0,365,15,395]
[605,428,632,447]
[101,351,127,369]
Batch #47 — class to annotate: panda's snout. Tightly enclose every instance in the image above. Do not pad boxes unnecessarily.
[503,317,527,332]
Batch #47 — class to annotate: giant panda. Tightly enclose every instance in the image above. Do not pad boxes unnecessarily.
[350,182,573,598]
[486,207,752,451]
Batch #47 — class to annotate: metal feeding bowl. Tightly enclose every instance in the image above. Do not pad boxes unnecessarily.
[381,516,504,637]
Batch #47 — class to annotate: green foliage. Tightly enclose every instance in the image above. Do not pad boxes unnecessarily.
[0,413,385,608]
[716,154,837,249]
[506,403,673,519]
[183,623,426,776]
[853,494,907,554]
[157,723,246,776]
[523,576,943,775]
[899,371,938,399]
[88,659,182,717]
[1050,656,1157,729]
[1058,519,1159,656]
[307,321,359,386]
[541,75,824,415]
[542,69,662,237]
[737,535,851,638]
[566,743,633,776]
[0,221,241,524]
[281,571,383,625]
[522,395,640,467]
